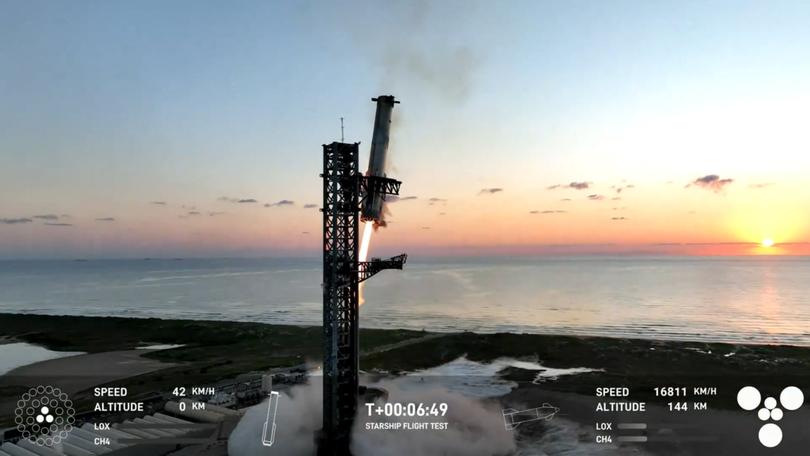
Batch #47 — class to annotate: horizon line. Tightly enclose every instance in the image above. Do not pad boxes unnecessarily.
[3,250,810,262]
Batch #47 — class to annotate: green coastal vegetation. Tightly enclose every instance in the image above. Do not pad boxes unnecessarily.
[2,313,809,419]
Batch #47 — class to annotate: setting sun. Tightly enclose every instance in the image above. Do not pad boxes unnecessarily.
[762,239,775,248]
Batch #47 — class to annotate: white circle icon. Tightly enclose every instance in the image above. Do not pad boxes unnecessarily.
[764,397,777,410]
[770,408,783,421]
[759,423,782,448]
[780,386,804,411]
[737,386,761,411]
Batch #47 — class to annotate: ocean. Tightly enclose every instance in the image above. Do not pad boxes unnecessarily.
[0,256,808,346]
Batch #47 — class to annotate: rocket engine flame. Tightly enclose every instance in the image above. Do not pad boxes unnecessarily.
[358,221,374,306]
[359,96,398,307]
[359,222,374,262]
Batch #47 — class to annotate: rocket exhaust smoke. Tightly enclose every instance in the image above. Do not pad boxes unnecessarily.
[228,378,517,456]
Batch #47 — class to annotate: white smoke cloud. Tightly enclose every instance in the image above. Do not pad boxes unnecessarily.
[352,380,515,456]
[228,378,515,456]
[228,382,321,456]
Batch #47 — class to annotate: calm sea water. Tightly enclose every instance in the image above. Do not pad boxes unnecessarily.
[0,257,808,346]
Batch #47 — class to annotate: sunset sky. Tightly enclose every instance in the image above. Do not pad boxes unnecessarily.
[2,0,809,258]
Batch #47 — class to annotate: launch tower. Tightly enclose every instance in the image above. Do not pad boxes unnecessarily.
[319,96,406,455]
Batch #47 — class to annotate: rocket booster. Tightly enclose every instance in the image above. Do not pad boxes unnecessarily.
[362,95,399,223]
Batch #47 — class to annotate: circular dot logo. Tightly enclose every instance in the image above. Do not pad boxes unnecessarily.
[737,386,761,411]
[14,385,75,447]
[759,423,782,448]
[779,386,804,411]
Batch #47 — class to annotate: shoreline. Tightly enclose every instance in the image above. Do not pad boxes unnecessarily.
[0,335,20,346]
[2,312,808,387]
[2,310,808,350]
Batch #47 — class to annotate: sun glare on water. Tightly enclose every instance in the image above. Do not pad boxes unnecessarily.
[761,238,775,248]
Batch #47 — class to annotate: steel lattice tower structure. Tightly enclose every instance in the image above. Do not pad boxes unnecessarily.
[319,139,405,455]
[321,141,361,454]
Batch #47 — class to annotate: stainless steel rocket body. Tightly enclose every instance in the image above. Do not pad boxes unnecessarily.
[362,95,398,223]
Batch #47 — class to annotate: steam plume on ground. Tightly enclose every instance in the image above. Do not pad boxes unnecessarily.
[228,378,515,456]
[228,381,321,455]
[353,379,515,456]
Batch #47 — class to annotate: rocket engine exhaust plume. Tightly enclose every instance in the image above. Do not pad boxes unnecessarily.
[358,221,373,306]
[359,221,374,263]
[359,95,398,306]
